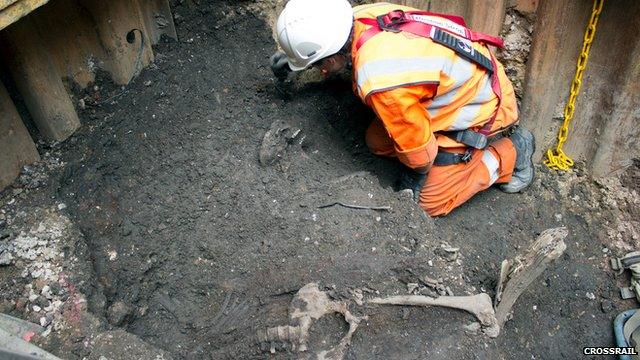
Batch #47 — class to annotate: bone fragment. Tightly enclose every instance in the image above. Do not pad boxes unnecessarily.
[257,325,302,353]
[258,283,362,360]
[290,283,361,356]
[494,259,510,307]
[494,227,568,327]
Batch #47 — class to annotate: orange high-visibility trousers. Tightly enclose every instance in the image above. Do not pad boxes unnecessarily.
[366,120,516,217]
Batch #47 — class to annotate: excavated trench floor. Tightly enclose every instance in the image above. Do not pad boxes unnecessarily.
[2,1,638,359]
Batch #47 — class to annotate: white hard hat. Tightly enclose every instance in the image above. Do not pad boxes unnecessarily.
[276,0,354,71]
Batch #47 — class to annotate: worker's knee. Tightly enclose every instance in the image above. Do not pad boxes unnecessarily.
[418,190,454,217]
[417,173,453,217]
[417,162,482,217]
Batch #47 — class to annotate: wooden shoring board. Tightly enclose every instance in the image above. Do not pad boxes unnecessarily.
[84,0,155,85]
[31,0,107,88]
[0,80,40,191]
[0,1,20,11]
[0,0,48,30]
[0,16,80,142]
[138,0,177,45]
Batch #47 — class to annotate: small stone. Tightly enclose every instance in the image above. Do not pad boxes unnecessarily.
[50,282,63,295]
[144,80,152,86]
[107,301,132,326]
[28,294,38,302]
[57,203,67,210]
[399,189,414,199]
[32,305,41,312]
[39,316,51,327]
[586,292,596,300]
[108,250,118,261]
[601,299,616,313]
[43,302,55,312]
[41,285,53,299]
[34,279,47,291]
[554,213,563,222]
[35,296,49,308]
[437,243,460,262]
[407,283,419,294]
[0,251,14,266]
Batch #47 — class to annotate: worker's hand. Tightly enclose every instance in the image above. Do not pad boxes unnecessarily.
[270,51,291,81]
[396,166,428,203]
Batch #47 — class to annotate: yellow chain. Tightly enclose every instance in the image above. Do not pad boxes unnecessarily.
[544,0,604,171]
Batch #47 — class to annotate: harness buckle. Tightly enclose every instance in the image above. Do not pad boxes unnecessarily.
[376,10,406,33]
[461,149,473,163]
[502,124,518,137]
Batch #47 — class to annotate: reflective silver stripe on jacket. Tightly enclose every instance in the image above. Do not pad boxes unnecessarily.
[356,56,448,94]
[426,57,474,114]
[446,72,494,130]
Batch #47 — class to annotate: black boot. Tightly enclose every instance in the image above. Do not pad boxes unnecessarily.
[500,127,535,193]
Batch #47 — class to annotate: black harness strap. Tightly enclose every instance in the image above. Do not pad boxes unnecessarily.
[429,27,498,160]
[431,28,494,73]
[433,149,473,166]
[440,129,488,150]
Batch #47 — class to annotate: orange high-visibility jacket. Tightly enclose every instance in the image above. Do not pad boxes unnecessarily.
[352,3,518,169]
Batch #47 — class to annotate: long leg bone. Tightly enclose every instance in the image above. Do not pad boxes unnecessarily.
[369,294,500,337]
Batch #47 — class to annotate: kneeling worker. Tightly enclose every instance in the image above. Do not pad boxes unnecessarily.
[270,0,535,217]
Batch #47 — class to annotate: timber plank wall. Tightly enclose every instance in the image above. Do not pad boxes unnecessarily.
[1,0,639,191]
[0,0,176,190]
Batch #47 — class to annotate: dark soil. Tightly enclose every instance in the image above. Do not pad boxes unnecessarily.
[2,1,632,359]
